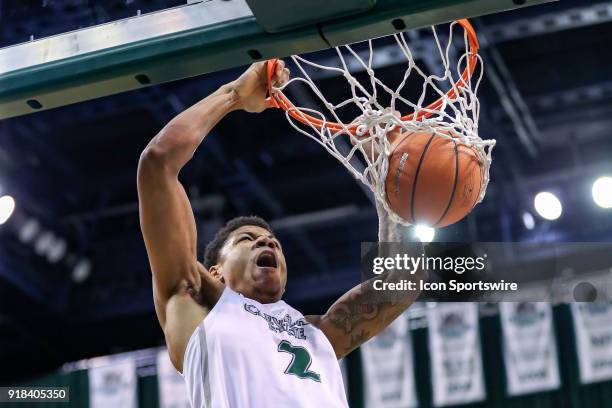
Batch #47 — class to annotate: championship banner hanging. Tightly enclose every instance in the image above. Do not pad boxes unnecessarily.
[571,302,612,383]
[499,302,560,395]
[361,312,418,408]
[89,358,137,408]
[157,349,190,408]
[428,303,485,407]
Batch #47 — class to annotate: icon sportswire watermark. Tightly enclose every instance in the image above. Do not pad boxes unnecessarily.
[360,242,612,302]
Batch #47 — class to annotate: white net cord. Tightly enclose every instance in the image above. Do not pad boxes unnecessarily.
[274,21,496,226]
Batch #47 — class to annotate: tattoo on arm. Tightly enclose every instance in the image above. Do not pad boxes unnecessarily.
[325,281,407,355]
[321,242,427,357]
[329,292,379,333]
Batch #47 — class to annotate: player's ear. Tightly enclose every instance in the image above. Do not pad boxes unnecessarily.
[208,265,225,283]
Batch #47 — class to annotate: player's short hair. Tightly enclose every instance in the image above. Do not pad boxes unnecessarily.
[203,216,272,268]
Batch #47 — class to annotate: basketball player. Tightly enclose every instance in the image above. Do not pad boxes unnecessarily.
[137,60,425,407]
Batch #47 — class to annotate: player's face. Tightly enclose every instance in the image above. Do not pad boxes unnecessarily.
[217,225,287,303]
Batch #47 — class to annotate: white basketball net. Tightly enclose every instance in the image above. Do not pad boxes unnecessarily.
[271,20,496,226]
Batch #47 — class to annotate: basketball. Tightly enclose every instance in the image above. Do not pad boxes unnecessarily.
[385,130,484,227]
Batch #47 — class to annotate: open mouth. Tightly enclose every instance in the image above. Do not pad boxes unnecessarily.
[256,251,278,269]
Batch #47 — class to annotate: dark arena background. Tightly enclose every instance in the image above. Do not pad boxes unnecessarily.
[1,0,612,407]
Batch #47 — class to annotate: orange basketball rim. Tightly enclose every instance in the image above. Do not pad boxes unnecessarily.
[265,19,480,135]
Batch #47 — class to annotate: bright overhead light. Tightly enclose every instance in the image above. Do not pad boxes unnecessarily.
[592,176,612,209]
[414,224,435,243]
[18,219,40,243]
[72,259,92,283]
[534,192,562,221]
[0,195,15,225]
[34,232,55,256]
[47,239,67,264]
[522,212,535,230]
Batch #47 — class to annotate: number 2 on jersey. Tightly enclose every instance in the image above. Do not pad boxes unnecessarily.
[277,340,321,382]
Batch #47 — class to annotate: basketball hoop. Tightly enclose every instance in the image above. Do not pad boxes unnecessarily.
[266,19,496,227]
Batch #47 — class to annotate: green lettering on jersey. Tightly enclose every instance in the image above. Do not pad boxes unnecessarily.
[277,340,321,382]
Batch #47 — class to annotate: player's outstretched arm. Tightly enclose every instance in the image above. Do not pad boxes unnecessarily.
[137,60,289,370]
[308,202,425,359]
[309,267,425,359]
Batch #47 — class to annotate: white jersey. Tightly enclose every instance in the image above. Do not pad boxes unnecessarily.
[183,287,349,408]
